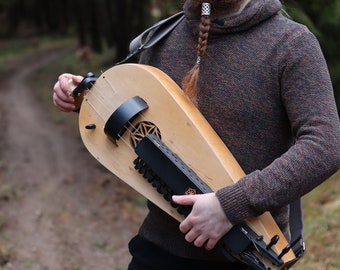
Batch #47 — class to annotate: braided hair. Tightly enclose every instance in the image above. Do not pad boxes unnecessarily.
[182,3,211,106]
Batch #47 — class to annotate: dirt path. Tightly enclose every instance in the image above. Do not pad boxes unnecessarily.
[0,48,146,270]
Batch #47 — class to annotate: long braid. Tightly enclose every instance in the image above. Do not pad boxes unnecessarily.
[182,3,211,106]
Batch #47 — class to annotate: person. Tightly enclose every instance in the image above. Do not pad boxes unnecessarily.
[53,0,340,269]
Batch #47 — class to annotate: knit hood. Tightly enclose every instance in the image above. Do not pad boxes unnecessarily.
[183,0,282,35]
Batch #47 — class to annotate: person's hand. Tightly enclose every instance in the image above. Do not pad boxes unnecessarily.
[172,193,232,250]
[53,73,83,112]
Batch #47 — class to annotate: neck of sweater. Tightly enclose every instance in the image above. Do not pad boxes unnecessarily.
[227,0,251,17]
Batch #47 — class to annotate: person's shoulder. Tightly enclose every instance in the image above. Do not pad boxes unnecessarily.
[266,11,317,45]
[274,12,312,37]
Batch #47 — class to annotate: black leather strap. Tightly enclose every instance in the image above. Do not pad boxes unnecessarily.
[116,11,184,65]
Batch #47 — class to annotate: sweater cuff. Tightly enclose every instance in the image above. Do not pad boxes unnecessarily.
[215,181,249,225]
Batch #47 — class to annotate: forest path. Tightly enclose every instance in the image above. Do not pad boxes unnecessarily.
[0,46,146,270]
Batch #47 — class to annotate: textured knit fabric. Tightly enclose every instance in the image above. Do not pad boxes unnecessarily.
[137,0,340,261]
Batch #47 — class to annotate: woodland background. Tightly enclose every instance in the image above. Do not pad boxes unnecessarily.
[0,0,339,109]
[0,1,339,270]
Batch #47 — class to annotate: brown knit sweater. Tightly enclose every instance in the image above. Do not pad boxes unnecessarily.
[137,0,340,261]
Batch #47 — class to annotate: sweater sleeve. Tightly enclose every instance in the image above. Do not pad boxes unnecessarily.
[216,30,340,225]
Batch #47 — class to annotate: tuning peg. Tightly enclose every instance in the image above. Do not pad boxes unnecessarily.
[266,235,279,250]
[278,243,291,259]
[85,124,96,130]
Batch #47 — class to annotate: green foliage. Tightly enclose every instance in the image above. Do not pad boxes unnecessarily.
[0,36,75,79]
[0,0,13,7]
[0,0,153,60]
[1,0,339,110]
[295,171,340,270]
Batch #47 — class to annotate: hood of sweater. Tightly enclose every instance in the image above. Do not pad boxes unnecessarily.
[183,0,282,36]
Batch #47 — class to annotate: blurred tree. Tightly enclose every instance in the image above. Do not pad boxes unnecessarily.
[0,0,152,59]
[0,0,338,111]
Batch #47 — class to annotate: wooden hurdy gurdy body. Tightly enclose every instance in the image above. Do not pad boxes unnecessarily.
[73,63,299,270]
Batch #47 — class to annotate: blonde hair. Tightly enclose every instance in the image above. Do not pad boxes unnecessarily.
[182,3,211,106]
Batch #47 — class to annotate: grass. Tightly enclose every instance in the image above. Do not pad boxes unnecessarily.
[294,170,340,270]
[0,36,76,79]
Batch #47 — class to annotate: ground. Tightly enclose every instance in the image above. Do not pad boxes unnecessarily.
[0,48,147,270]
